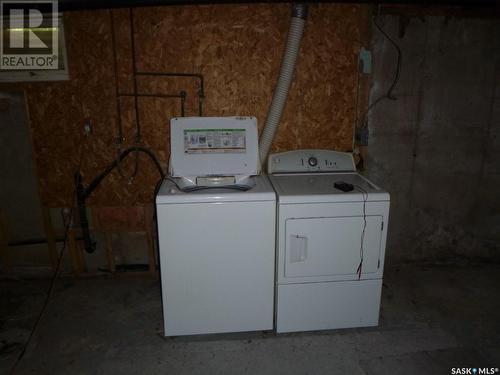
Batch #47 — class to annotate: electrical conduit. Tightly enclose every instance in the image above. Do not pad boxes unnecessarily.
[258,3,308,167]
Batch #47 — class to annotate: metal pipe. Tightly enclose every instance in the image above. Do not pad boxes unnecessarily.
[117,91,187,119]
[110,10,124,144]
[136,72,205,116]
[118,93,186,98]
[129,8,141,143]
[180,90,187,116]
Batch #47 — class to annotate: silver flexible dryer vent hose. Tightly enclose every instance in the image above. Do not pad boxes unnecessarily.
[258,3,308,167]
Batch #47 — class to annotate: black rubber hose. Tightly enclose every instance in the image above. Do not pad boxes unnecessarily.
[77,146,165,253]
[84,147,165,198]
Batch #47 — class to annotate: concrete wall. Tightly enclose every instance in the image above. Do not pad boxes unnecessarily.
[0,92,44,242]
[0,91,51,269]
[366,15,500,263]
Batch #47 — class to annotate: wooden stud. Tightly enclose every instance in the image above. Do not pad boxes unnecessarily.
[0,210,11,273]
[41,206,58,270]
[105,232,116,274]
[68,228,83,275]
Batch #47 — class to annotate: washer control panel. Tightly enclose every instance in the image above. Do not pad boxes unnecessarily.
[268,149,356,174]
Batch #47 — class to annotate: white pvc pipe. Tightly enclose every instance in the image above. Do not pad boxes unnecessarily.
[258,4,308,167]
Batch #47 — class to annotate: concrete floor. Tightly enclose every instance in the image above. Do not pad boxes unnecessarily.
[1,262,499,375]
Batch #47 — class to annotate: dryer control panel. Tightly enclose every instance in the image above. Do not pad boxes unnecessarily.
[268,149,356,174]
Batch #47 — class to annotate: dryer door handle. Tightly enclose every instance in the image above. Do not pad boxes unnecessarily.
[289,235,308,263]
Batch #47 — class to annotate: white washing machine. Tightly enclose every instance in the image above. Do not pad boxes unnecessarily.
[268,149,390,333]
[156,117,276,336]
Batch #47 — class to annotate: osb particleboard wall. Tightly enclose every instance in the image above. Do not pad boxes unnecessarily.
[5,4,370,206]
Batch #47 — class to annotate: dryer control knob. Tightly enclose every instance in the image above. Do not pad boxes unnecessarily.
[308,156,318,167]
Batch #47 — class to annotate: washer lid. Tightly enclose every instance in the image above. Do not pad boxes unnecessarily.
[169,116,260,178]
[156,175,276,204]
[269,173,389,204]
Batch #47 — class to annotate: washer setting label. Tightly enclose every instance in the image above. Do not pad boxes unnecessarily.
[184,128,246,154]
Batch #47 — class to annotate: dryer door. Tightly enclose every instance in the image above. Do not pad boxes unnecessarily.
[284,215,383,279]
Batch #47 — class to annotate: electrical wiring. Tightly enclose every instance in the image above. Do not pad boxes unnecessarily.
[354,185,368,280]
[8,208,73,375]
[8,136,89,375]
[9,141,166,373]
[360,16,402,129]
[373,17,401,101]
